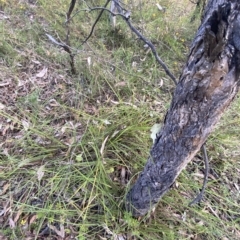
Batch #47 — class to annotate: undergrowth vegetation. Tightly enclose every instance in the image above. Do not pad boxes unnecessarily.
[0,0,240,239]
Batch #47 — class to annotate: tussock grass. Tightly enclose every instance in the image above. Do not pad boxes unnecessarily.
[0,0,240,239]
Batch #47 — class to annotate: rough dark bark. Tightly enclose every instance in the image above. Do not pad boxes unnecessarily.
[126,0,240,217]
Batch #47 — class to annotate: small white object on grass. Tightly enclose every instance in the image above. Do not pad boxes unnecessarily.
[156,3,165,11]
[150,123,162,143]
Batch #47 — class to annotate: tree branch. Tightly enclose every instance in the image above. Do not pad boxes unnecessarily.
[189,144,209,206]
[80,0,111,45]
[83,5,178,85]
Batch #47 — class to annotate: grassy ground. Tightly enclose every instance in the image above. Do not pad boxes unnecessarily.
[0,0,240,239]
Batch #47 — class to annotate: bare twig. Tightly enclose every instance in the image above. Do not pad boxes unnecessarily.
[46,34,67,48]
[189,144,209,205]
[66,0,77,21]
[65,0,76,74]
[81,0,111,45]
[65,8,89,24]
[63,2,178,84]
[123,17,178,85]
[46,0,77,74]
[83,6,178,85]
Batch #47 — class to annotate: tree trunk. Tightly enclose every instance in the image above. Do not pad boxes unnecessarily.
[126,0,240,217]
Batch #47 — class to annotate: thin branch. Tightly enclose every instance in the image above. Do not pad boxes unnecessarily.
[189,144,209,206]
[46,34,67,48]
[46,0,78,75]
[66,0,77,21]
[64,0,76,74]
[65,8,89,24]
[123,17,178,85]
[83,6,178,85]
[80,0,111,45]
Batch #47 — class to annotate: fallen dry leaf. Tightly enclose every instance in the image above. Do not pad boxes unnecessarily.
[28,214,37,225]
[22,120,30,131]
[48,224,65,238]
[0,81,11,87]
[0,201,10,217]
[14,209,23,224]
[37,165,45,181]
[114,82,126,87]
[0,102,5,109]
[0,183,10,195]
[36,67,48,78]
